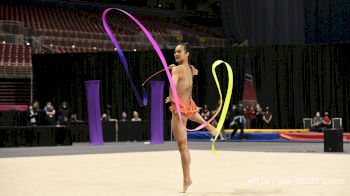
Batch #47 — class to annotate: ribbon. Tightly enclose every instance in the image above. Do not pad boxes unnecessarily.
[210,60,233,156]
[102,8,233,155]
[102,9,147,106]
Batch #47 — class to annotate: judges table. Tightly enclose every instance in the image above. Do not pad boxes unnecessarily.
[70,121,117,143]
[0,122,117,147]
[117,120,171,142]
[0,121,171,147]
[0,126,72,147]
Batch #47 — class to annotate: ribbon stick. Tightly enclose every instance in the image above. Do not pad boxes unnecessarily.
[102,8,233,154]
[142,69,165,87]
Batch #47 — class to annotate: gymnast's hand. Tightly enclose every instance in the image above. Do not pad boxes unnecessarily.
[165,96,172,103]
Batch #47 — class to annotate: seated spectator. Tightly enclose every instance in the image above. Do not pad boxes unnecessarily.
[229,103,245,140]
[200,104,210,121]
[322,112,332,128]
[311,111,322,132]
[32,101,42,125]
[131,111,142,122]
[103,104,112,121]
[43,101,56,125]
[262,106,272,128]
[70,114,83,124]
[33,101,40,110]
[27,104,38,126]
[101,113,109,122]
[58,101,71,125]
[120,111,128,122]
[255,106,264,129]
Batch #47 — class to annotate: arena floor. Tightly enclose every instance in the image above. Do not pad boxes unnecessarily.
[1,141,349,196]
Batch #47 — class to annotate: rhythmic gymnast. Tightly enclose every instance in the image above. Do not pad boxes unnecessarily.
[165,43,220,193]
[103,8,233,194]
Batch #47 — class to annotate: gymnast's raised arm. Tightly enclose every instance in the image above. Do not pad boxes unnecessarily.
[190,65,198,76]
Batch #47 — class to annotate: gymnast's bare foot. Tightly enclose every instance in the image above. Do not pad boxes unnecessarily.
[182,179,192,193]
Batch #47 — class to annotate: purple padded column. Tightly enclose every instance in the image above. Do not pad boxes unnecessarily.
[150,81,164,144]
[85,80,103,145]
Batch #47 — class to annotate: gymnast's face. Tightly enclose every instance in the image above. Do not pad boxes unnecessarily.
[174,45,189,63]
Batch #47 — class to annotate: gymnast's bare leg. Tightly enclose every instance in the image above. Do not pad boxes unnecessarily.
[171,111,192,193]
[189,112,219,136]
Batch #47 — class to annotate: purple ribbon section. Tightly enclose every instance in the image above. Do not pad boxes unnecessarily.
[102,8,148,106]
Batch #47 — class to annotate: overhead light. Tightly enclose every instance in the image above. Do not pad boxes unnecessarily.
[114,48,117,51]
[158,4,162,8]
[93,47,97,50]
[2,41,5,44]
[26,42,30,46]
[72,45,75,48]
[50,44,53,47]
[133,49,137,52]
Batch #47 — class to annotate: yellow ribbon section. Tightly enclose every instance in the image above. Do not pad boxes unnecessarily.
[211,60,233,156]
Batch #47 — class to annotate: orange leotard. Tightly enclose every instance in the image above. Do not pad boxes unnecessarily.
[169,97,197,118]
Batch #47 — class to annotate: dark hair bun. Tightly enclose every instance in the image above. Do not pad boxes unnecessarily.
[181,42,191,52]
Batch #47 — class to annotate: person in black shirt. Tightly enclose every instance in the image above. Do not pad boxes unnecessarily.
[58,101,71,125]
[27,104,38,126]
[255,106,264,129]
[262,106,272,128]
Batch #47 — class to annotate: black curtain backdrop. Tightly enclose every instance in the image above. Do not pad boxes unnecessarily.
[32,48,245,122]
[221,0,350,45]
[221,0,305,46]
[251,44,349,130]
[305,0,350,43]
